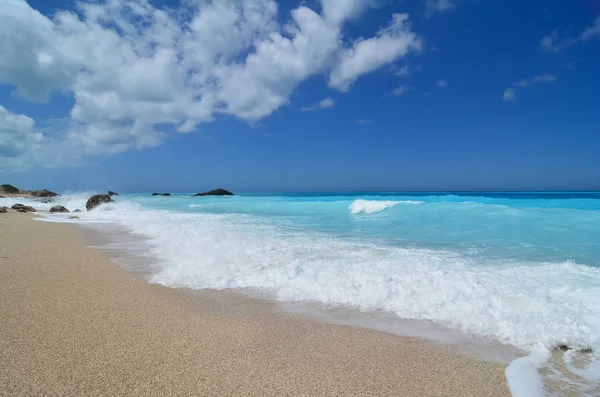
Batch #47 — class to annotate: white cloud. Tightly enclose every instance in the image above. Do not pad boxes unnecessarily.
[391,85,410,96]
[514,74,556,88]
[0,0,421,169]
[0,105,65,169]
[541,15,600,52]
[356,119,375,124]
[502,88,516,101]
[425,0,455,15]
[329,14,421,91]
[502,74,556,102]
[581,16,600,40]
[301,97,335,111]
[436,79,447,87]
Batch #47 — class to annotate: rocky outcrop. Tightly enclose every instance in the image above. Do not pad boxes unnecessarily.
[162,193,171,196]
[0,184,21,195]
[73,209,82,212]
[108,191,119,196]
[86,194,114,211]
[49,205,70,213]
[0,184,58,198]
[152,193,161,196]
[31,189,58,198]
[11,204,36,212]
[193,188,234,197]
[0,206,9,213]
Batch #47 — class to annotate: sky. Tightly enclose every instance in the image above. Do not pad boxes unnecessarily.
[0,0,599,193]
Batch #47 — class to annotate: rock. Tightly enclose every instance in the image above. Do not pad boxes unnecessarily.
[73,209,82,213]
[162,193,171,196]
[31,189,58,198]
[0,184,21,194]
[108,191,119,196]
[86,194,114,211]
[0,195,5,198]
[193,188,234,197]
[69,216,80,220]
[152,193,161,196]
[49,205,70,213]
[0,206,9,213]
[11,204,36,212]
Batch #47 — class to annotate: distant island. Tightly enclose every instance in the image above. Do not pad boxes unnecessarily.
[193,188,234,197]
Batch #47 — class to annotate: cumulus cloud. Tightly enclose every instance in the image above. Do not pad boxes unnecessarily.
[328,14,421,91]
[502,74,556,102]
[0,0,420,169]
[502,88,516,101]
[0,105,65,169]
[301,97,335,111]
[540,15,600,52]
[436,79,447,87]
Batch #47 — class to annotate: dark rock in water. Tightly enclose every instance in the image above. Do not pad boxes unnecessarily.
[11,203,36,212]
[0,184,21,194]
[50,205,70,213]
[31,189,58,198]
[0,206,9,213]
[86,194,114,211]
[73,209,82,213]
[193,188,234,197]
[69,216,80,220]
[0,195,5,198]
[162,193,171,196]
[108,191,119,196]
[152,193,161,196]
[557,344,593,353]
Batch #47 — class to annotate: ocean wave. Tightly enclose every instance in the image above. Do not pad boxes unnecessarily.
[349,199,423,214]
[53,201,600,356]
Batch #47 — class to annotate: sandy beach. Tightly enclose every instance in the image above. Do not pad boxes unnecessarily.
[0,213,511,396]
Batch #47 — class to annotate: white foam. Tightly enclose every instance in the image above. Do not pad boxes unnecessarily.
[71,201,600,356]
[505,346,550,397]
[349,199,423,214]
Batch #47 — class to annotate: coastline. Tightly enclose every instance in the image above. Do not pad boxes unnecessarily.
[0,213,511,396]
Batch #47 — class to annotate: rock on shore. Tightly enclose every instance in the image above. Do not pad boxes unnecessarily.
[12,204,36,213]
[86,194,114,211]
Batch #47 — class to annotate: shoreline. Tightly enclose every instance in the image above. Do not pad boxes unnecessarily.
[0,213,512,396]
[67,214,525,365]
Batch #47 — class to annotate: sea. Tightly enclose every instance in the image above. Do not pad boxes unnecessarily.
[3,191,599,396]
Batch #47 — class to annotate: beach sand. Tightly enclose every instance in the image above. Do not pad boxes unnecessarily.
[0,213,511,396]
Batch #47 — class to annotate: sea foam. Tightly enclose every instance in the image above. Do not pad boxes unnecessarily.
[349,198,423,214]
[72,201,600,355]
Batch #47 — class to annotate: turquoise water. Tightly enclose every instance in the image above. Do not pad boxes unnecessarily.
[126,191,600,267]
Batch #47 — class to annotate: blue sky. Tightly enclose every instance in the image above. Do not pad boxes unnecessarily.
[0,0,599,192]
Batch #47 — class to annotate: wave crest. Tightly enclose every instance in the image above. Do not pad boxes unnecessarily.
[349,199,423,214]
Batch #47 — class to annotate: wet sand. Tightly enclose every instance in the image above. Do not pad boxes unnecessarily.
[0,213,511,396]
